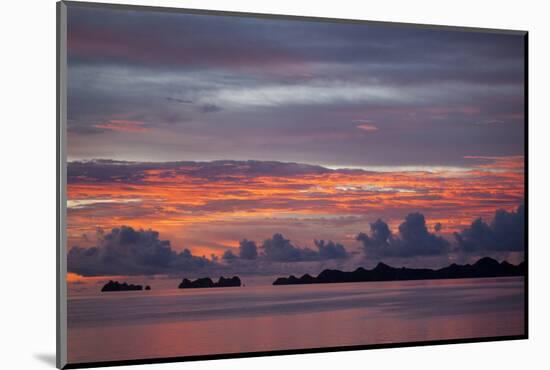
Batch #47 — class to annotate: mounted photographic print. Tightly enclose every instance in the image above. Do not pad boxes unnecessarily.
[56,1,528,368]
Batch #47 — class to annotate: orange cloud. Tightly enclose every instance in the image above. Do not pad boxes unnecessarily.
[464,155,524,172]
[356,123,379,132]
[94,119,149,132]
[66,157,524,258]
[67,272,85,282]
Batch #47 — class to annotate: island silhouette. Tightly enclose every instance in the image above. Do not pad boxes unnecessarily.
[101,280,144,292]
[178,276,241,289]
[273,257,525,285]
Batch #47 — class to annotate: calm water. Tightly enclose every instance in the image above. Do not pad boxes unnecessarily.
[67,277,524,363]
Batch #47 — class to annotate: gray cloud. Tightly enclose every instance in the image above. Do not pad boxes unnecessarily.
[357,213,449,258]
[68,226,215,276]
[222,249,238,262]
[397,213,450,255]
[67,159,331,185]
[314,239,348,259]
[66,205,525,277]
[239,239,258,260]
[356,219,392,250]
[166,97,193,104]
[200,103,222,113]
[454,204,525,252]
[222,235,347,264]
[66,6,525,167]
[68,6,524,86]
[261,233,348,262]
[261,233,316,262]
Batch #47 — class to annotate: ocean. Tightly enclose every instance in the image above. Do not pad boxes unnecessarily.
[67,277,524,363]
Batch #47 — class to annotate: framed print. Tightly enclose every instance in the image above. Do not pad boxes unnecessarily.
[57,1,528,368]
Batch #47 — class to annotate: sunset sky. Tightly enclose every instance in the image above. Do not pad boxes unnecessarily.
[66,5,525,283]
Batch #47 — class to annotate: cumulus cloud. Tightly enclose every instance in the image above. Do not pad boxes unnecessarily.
[261,233,348,262]
[314,240,348,259]
[357,213,449,258]
[356,219,392,250]
[261,233,315,262]
[68,226,215,276]
[219,238,265,263]
[222,235,347,264]
[222,249,238,262]
[454,204,525,252]
[397,213,450,255]
[239,239,258,260]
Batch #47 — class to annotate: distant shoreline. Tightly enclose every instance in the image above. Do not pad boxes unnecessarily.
[178,276,241,289]
[273,257,525,286]
[101,280,151,292]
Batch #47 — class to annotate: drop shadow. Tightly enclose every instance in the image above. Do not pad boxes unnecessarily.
[34,353,56,367]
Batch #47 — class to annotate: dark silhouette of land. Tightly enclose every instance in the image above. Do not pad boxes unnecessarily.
[178,276,241,289]
[273,257,525,285]
[101,280,143,292]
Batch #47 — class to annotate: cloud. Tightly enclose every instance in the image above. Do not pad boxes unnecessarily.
[261,233,314,262]
[222,235,346,264]
[221,239,257,263]
[464,155,524,172]
[67,159,331,185]
[454,204,525,252]
[357,213,449,258]
[222,249,238,262]
[67,159,154,184]
[356,123,379,132]
[66,6,524,169]
[66,159,524,258]
[397,213,450,255]
[356,219,392,251]
[202,78,520,109]
[68,226,216,276]
[94,120,150,133]
[166,97,193,104]
[200,103,222,113]
[239,239,258,260]
[68,6,524,87]
[261,233,348,262]
[314,240,348,259]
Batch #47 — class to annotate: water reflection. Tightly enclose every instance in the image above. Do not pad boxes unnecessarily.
[68,277,524,363]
